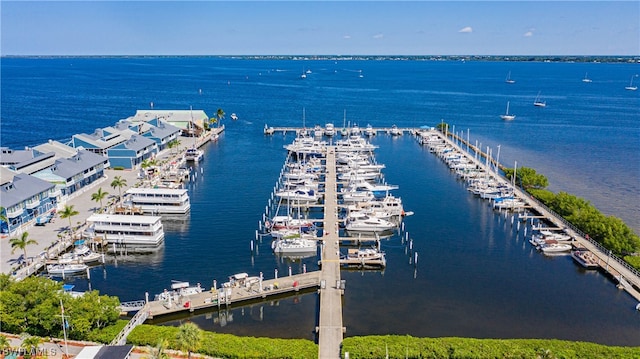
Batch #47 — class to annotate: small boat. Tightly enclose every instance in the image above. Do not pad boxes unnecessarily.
[264,124,275,135]
[537,239,572,253]
[341,248,386,267]
[389,125,402,136]
[184,147,204,162]
[222,272,260,289]
[364,124,375,137]
[571,249,599,269]
[155,281,203,301]
[505,71,516,84]
[582,72,592,83]
[47,263,88,276]
[533,91,546,107]
[500,101,516,121]
[272,236,317,254]
[345,213,397,232]
[230,113,238,120]
[625,74,638,91]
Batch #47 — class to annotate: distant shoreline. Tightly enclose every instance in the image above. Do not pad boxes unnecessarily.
[2,54,639,63]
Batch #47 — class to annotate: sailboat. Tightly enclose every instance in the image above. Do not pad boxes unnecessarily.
[300,68,307,79]
[298,107,308,136]
[533,91,546,107]
[500,101,516,120]
[625,74,638,91]
[505,71,516,84]
[340,109,348,136]
[582,72,592,83]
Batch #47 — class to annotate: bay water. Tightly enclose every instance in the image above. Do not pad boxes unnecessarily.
[1,57,639,345]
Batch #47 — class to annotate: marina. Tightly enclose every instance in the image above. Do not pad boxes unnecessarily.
[2,58,639,347]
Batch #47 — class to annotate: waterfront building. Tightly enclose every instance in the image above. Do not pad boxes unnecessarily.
[125,109,210,137]
[105,134,157,169]
[0,167,56,234]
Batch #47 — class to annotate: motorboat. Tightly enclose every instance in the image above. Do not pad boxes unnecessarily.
[47,263,89,276]
[184,147,204,162]
[324,123,335,137]
[364,124,376,137]
[223,273,261,289]
[341,248,386,267]
[345,213,397,232]
[155,281,204,301]
[535,239,572,253]
[58,245,102,264]
[275,187,320,203]
[230,113,238,120]
[389,125,402,136]
[571,249,599,269]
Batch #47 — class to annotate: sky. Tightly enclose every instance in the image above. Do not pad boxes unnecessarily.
[1,1,639,56]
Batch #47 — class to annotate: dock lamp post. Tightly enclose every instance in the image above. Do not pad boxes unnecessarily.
[606,250,611,271]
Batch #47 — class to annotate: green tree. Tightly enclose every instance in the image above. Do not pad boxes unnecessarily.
[110,176,128,203]
[59,205,79,234]
[504,166,548,189]
[0,334,11,352]
[216,108,225,128]
[0,206,7,223]
[0,275,120,338]
[167,139,181,155]
[10,231,38,262]
[91,187,109,213]
[146,338,170,359]
[20,333,43,359]
[175,322,201,359]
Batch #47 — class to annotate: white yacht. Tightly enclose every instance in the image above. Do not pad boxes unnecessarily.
[84,213,165,252]
[500,101,516,121]
[324,123,335,137]
[184,147,204,162]
[389,125,402,136]
[47,263,88,276]
[155,281,203,301]
[345,213,396,232]
[275,187,320,204]
[364,124,376,137]
[124,187,191,215]
[272,236,317,254]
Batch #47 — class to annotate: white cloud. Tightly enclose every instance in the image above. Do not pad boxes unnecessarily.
[343,35,351,39]
[524,28,535,37]
[372,33,384,39]
[458,26,473,33]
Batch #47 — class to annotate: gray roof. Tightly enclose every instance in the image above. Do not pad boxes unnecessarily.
[0,171,55,208]
[0,147,36,166]
[52,150,109,179]
[114,134,155,151]
[73,130,126,150]
[33,140,78,158]
[10,152,56,174]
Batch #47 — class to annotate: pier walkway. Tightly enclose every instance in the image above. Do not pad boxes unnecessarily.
[317,147,345,358]
[429,129,640,303]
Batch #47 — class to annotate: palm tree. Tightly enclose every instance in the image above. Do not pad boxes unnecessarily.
[0,206,7,223]
[216,108,225,128]
[59,205,79,234]
[110,176,128,203]
[20,333,43,357]
[175,322,201,359]
[10,231,38,262]
[146,338,170,359]
[0,334,10,352]
[91,187,109,213]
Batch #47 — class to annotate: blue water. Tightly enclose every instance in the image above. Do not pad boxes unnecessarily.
[1,57,639,346]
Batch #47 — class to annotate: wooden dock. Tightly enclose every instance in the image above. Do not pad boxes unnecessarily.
[429,129,640,303]
[317,146,346,358]
[143,271,321,319]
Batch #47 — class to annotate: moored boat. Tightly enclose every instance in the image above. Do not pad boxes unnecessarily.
[47,263,88,276]
[184,147,204,162]
[571,249,600,269]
